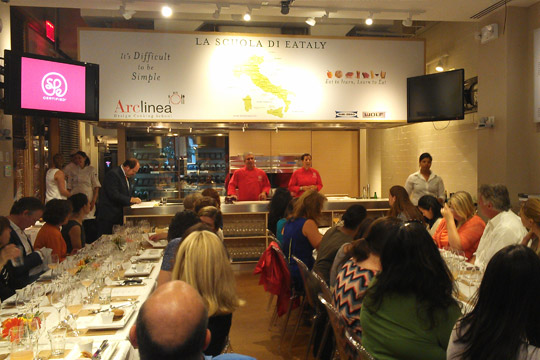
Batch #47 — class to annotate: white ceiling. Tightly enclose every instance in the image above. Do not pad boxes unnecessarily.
[6,0,539,24]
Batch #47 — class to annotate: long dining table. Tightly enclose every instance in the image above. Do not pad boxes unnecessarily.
[0,235,164,360]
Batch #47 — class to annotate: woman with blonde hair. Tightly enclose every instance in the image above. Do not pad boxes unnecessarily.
[520,198,540,256]
[171,230,243,356]
[433,191,485,261]
[282,189,327,290]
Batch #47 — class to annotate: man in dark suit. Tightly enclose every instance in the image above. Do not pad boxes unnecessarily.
[6,197,46,289]
[96,158,141,235]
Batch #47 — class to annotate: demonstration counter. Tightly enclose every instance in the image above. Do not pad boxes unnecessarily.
[124,197,389,262]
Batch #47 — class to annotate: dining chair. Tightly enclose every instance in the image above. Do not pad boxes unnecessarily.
[318,294,375,360]
[311,270,335,360]
[290,255,323,358]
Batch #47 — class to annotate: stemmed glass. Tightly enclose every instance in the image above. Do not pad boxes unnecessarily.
[79,267,94,302]
[65,286,83,336]
[48,282,66,325]
[48,254,60,279]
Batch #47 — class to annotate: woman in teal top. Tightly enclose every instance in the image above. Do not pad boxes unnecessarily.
[360,221,461,360]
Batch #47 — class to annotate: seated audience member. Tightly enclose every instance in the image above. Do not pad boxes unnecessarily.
[0,216,22,300]
[418,195,444,236]
[433,191,485,261]
[282,190,327,290]
[198,206,224,241]
[474,184,527,268]
[183,193,203,212]
[275,198,297,247]
[360,221,461,359]
[194,196,219,214]
[333,217,402,337]
[267,187,292,238]
[149,193,209,242]
[6,197,47,288]
[447,245,540,359]
[329,217,375,287]
[313,204,367,284]
[157,212,202,287]
[202,188,221,208]
[387,185,424,222]
[520,198,540,257]
[171,230,244,356]
[62,193,90,254]
[130,280,255,360]
[34,199,72,261]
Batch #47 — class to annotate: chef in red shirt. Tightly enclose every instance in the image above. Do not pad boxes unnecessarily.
[228,152,271,201]
[288,153,323,197]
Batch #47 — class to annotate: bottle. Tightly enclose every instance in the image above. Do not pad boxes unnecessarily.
[373,192,378,199]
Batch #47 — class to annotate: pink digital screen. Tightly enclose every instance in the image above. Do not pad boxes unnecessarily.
[21,57,86,113]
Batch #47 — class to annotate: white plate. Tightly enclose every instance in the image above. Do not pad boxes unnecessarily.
[64,341,119,360]
[81,306,135,330]
[145,237,167,248]
[134,249,163,260]
[124,264,154,277]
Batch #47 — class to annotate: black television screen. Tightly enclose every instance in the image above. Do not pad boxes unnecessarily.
[407,69,464,123]
[3,50,99,121]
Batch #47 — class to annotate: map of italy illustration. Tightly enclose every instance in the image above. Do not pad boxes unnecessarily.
[234,55,293,118]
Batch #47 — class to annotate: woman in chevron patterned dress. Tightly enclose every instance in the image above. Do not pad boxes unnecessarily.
[333,217,402,336]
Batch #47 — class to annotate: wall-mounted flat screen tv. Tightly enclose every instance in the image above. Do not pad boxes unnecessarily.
[3,50,99,121]
[407,69,464,123]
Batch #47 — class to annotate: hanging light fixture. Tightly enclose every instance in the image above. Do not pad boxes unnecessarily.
[243,8,252,21]
[305,17,316,26]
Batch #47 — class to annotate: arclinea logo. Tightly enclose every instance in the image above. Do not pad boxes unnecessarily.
[41,72,68,102]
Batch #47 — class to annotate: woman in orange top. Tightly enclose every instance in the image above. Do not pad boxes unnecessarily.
[34,199,72,261]
[433,191,485,261]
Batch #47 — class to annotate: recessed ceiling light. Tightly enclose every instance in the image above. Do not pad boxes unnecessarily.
[161,5,172,17]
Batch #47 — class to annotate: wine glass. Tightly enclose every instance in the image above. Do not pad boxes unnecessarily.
[79,268,94,301]
[48,283,66,325]
[65,287,83,336]
[48,254,60,279]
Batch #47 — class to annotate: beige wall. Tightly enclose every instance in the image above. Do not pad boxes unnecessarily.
[368,21,480,199]
[367,5,540,208]
[0,6,13,213]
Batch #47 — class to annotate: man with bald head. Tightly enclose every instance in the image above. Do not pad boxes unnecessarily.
[130,280,255,360]
[227,152,270,201]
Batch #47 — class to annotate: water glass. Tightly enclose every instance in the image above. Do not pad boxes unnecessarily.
[10,326,33,360]
[48,327,67,357]
[98,287,112,305]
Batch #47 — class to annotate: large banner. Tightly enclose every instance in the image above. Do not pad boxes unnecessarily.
[79,29,424,122]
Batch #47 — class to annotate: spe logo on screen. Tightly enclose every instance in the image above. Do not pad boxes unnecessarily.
[41,72,68,101]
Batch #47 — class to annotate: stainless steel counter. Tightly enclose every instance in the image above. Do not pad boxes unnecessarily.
[124,198,389,216]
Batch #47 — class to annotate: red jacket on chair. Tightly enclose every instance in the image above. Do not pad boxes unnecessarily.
[254,241,297,316]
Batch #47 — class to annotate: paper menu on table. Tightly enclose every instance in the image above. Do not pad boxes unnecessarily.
[111,287,148,298]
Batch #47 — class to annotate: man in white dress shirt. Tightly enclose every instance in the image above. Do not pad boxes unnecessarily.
[473,184,527,268]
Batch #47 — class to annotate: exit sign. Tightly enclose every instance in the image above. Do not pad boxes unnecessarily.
[45,20,55,42]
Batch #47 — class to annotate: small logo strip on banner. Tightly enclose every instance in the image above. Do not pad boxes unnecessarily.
[335,111,358,118]
[362,112,386,118]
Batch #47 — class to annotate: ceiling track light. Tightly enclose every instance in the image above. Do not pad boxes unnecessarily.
[435,58,444,72]
[161,5,172,17]
[213,4,221,19]
[305,17,316,26]
[243,7,252,21]
[281,0,293,15]
[365,12,373,26]
[402,13,413,27]
[321,10,329,21]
